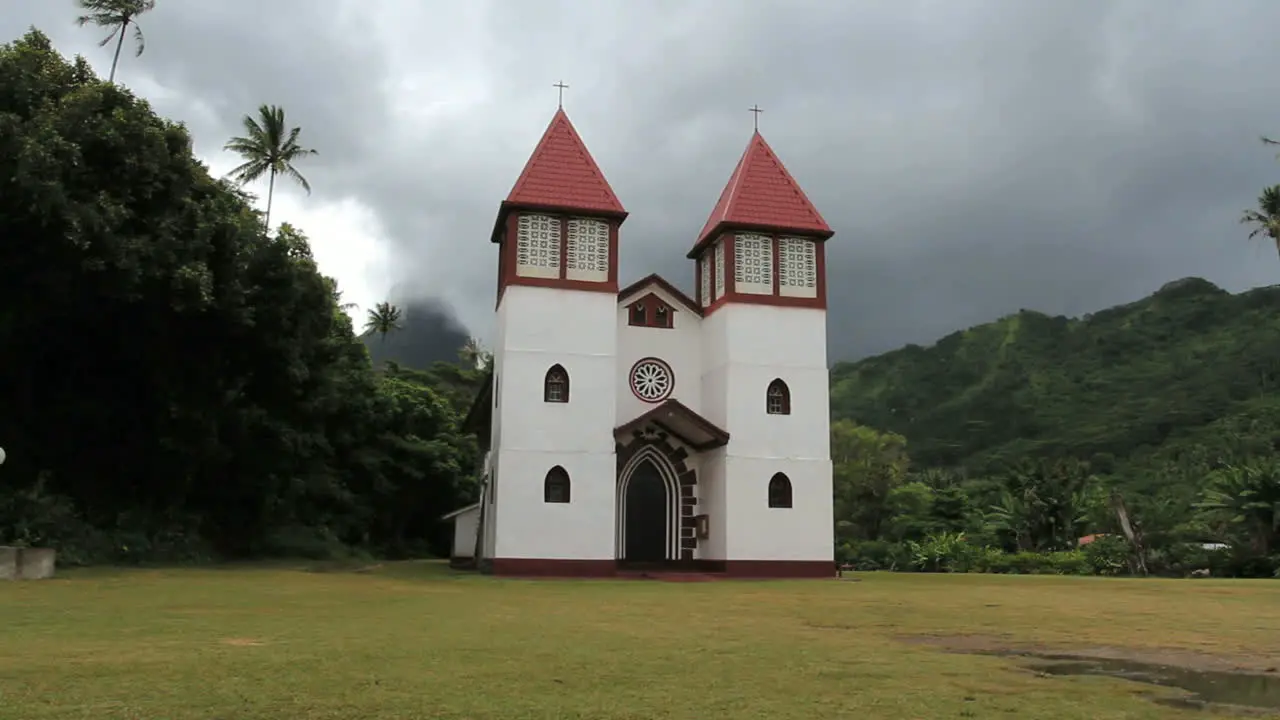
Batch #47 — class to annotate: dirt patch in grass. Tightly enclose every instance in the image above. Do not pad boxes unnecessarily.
[219,638,266,647]
[900,633,1280,675]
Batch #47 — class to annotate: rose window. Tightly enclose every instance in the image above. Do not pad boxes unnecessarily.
[629,358,674,402]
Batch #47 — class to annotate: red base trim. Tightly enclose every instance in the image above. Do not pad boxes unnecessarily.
[488,558,835,579]
[490,559,617,578]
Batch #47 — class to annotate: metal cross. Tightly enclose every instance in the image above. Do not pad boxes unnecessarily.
[749,104,763,131]
[554,81,569,108]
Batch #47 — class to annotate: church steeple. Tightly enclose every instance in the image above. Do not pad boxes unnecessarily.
[502,109,626,217]
[690,130,832,312]
[491,109,627,303]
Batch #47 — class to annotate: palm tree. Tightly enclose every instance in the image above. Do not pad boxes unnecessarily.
[1241,185,1280,260]
[1195,459,1280,556]
[458,337,488,369]
[223,104,317,231]
[363,302,402,343]
[75,0,156,84]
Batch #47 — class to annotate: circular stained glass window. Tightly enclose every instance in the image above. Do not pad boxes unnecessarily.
[629,358,674,403]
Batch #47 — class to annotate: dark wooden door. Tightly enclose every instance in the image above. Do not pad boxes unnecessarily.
[624,460,667,563]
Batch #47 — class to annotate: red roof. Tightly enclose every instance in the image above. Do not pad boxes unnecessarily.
[504,108,626,216]
[690,131,831,255]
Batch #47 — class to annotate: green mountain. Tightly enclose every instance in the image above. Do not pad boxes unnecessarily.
[829,277,1280,493]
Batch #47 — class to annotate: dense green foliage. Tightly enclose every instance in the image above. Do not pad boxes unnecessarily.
[827,277,1280,577]
[0,31,481,564]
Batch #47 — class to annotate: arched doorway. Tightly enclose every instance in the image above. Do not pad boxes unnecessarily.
[622,458,670,564]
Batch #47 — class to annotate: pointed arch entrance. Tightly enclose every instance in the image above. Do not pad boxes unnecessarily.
[616,445,681,564]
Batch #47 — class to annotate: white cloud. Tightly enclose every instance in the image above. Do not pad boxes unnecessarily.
[202,155,392,328]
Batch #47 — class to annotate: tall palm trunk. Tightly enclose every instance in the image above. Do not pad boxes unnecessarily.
[108,21,126,83]
[264,168,275,231]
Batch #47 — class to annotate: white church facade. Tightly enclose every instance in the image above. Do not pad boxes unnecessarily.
[450,107,836,578]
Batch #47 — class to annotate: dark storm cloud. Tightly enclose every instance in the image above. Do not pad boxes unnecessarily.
[6,0,1280,360]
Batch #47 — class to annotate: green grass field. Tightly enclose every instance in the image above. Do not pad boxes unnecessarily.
[1,563,1277,719]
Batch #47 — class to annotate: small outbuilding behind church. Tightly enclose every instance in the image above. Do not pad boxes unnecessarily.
[442,503,480,568]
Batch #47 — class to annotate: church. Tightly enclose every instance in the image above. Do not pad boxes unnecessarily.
[446,104,836,578]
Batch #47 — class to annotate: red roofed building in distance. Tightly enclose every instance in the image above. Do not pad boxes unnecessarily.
[455,105,836,580]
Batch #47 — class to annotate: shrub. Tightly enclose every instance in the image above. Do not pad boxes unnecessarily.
[992,550,1091,575]
[261,525,356,561]
[1082,535,1130,576]
[905,532,977,573]
[970,546,1010,573]
[1207,548,1278,578]
[842,540,910,571]
[1044,550,1091,575]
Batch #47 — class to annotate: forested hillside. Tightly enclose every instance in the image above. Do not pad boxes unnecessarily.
[827,277,1280,576]
[832,277,1280,472]
[0,31,483,564]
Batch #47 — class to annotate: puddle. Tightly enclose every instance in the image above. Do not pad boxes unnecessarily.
[1023,654,1280,711]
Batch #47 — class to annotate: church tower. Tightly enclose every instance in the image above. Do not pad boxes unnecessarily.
[483,108,627,575]
[690,129,835,575]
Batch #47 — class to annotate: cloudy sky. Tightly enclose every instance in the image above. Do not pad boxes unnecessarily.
[5,0,1280,360]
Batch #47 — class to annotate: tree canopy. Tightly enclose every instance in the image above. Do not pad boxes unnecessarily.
[0,30,481,563]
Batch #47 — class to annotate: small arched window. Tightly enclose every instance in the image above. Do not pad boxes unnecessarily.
[544,365,569,403]
[768,473,793,509]
[766,379,791,415]
[544,466,571,503]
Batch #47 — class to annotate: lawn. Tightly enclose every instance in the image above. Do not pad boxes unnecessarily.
[0,563,1277,719]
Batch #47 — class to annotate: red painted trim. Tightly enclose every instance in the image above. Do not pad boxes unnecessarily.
[709,243,718,306]
[815,241,827,307]
[710,560,834,578]
[558,214,569,279]
[693,255,703,309]
[771,235,782,296]
[688,222,834,259]
[608,219,619,288]
[617,273,701,316]
[700,232,827,316]
[491,559,617,577]
[625,292,677,329]
[487,558,835,579]
[496,212,621,307]
[724,233,737,299]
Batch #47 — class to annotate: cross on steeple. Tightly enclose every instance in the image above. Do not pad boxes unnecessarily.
[749,104,763,131]
[554,81,569,108]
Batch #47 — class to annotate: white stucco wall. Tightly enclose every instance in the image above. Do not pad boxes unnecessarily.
[694,449,727,559]
[616,283,703,423]
[490,284,618,560]
[723,457,834,561]
[698,302,833,562]
[450,506,480,558]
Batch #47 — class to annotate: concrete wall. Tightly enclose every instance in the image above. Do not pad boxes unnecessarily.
[491,284,617,561]
[0,547,56,580]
